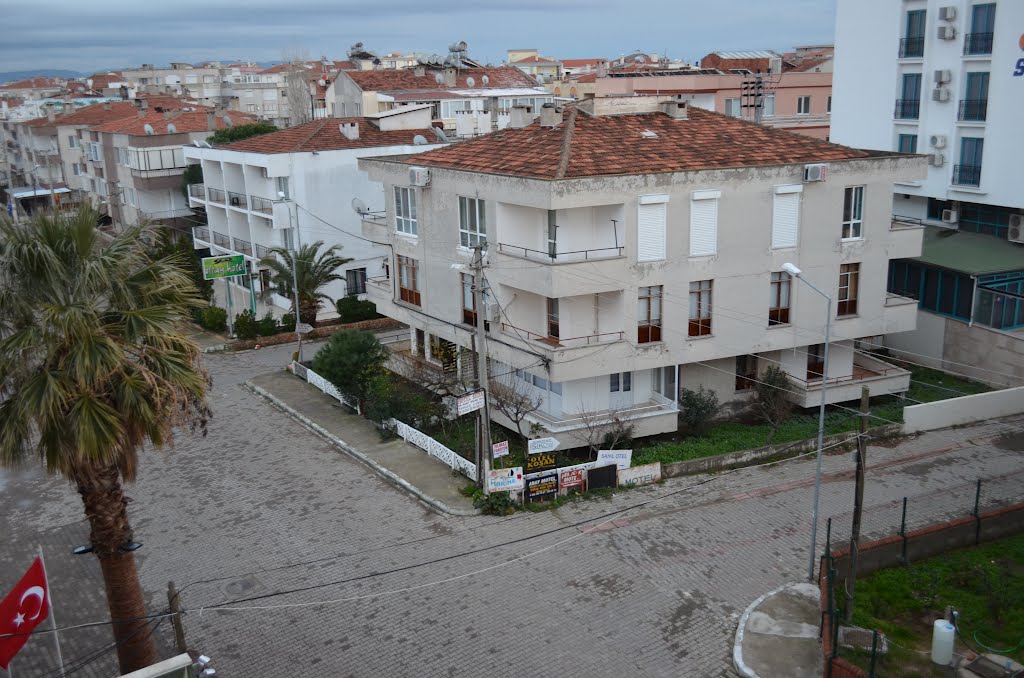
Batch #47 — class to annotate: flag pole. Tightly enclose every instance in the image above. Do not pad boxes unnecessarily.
[36,546,64,677]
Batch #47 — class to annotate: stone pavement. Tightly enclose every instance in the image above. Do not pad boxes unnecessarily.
[733,582,822,678]
[2,340,1023,677]
[247,369,477,515]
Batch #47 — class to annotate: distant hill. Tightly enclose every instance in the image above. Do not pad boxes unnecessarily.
[0,69,83,84]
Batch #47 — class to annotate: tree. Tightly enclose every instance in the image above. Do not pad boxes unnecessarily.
[678,386,720,436]
[259,240,349,325]
[312,330,388,409]
[282,48,313,127]
[567,407,636,458]
[489,378,542,442]
[207,122,278,145]
[0,208,210,674]
[754,365,793,430]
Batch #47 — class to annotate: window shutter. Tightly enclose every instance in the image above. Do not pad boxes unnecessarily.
[637,202,666,262]
[772,188,801,249]
[689,193,718,257]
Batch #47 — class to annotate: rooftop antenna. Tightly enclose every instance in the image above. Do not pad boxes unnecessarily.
[143,123,155,135]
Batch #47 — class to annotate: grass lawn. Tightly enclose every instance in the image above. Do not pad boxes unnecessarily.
[837,532,1024,675]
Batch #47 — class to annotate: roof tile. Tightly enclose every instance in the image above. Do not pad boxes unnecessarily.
[219,118,437,154]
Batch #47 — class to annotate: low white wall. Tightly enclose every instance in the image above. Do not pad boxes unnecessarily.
[903,386,1024,434]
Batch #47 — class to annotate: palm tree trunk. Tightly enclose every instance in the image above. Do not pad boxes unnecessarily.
[76,465,158,673]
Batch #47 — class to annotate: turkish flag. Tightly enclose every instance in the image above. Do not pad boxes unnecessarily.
[0,557,50,669]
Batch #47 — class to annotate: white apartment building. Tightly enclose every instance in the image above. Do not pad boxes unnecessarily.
[184,106,444,321]
[360,97,927,446]
[832,0,1024,382]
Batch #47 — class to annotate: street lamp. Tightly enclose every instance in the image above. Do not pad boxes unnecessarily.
[782,262,832,583]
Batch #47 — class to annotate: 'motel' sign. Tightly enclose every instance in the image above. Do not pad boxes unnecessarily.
[1015,34,1024,77]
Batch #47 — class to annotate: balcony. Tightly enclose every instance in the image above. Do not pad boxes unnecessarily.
[192,226,210,244]
[898,37,924,59]
[894,99,920,120]
[882,292,920,333]
[499,323,624,350]
[255,243,273,259]
[226,191,248,210]
[207,187,225,204]
[250,195,274,214]
[233,238,253,256]
[889,216,925,259]
[963,32,993,56]
[212,230,231,248]
[360,213,389,241]
[786,351,911,409]
[952,164,982,187]
[957,99,987,122]
[188,183,206,201]
[494,242,628,297]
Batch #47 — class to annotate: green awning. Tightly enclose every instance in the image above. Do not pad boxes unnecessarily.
[914,226,1024,276]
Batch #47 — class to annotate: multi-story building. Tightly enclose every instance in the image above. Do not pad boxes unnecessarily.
[507,49,563,80]
[120,63,230,106]
[359,96,926,445]
[184,106,445,321]
[832,0,1024,384]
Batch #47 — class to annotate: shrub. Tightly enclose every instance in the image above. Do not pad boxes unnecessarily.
[233,309,259,339]
[279,312,296,333]
[755,365,793,428]
[193,305,227,332]
[335,296,382,323]
[473,491,518,516]
[312,330,388,407]
[364,372,445,429]
[678,386,720,436]
[256,312,279,337]
[207,122,278,145]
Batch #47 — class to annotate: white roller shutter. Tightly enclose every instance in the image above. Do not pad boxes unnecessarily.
[689,192,719,257]
[772,185,801,249]
[637,202,666,262]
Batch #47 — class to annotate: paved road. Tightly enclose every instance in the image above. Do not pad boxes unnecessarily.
[2,342,1023,677]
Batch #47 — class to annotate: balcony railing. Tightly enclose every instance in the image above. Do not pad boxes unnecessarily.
[207,187,225,204]
[952,164,982,187]
[898,37,924,58]
[188,183,206,200]
[233,238,253,256]
[500,323,624,349]
[212,231,231,248]
[250,195,273,214]
[894,99,920,120]
[790,351,908,388]
[226,191,248,210]
[890,215,925,230]
[192,226,210,242]
[496,242,625,263]
[963,32,993,56]
[367,276,391,290]
[255,243,273,259]
[958,99,988,122]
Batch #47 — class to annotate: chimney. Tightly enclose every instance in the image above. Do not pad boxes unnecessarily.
[414,65,425,77]
[662,100,688,120]
[510,105,532,128]
[443,67,457,87]
[46,109,56,123]
[488,96,498,131]
[596,60,608,78]
[207,111,216,131]
[339,121,359,140]
[104,102,112,111]
[540,103,559,128]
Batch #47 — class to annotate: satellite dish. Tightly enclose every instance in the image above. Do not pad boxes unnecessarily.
[432,126,449,143]
[466,77,475,87]
[200,140,212,148]
[635,55,646,64]
[536,75,546,84]
[412,134,428,145]
[481,75,489,85]
[86,78,93,88]
[350,197,369,215]
[143,123,155,135]
[318,79,326,87]
[222,114,233,127]
[435,73,445,85]
[167,123,177,133]
[192,140,201,147]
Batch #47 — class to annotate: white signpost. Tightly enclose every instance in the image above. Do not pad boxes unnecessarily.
[456,389,486,416]
[487,467,525,493]
[492,440,509,459]
[294,322,314,335]
[528,437,560,454]
[596,449,633,470]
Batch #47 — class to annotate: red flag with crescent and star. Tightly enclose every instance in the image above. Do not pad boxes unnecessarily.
[0,557,50,669]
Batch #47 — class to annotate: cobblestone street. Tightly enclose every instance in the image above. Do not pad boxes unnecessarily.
[3,342,1023,677]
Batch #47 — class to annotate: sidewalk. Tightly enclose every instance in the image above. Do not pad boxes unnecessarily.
[734,582,823,678]
[247,370,478,516]
[180,322,228,352]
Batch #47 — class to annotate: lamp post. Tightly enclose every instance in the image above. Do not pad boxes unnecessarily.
[781,262,832,583]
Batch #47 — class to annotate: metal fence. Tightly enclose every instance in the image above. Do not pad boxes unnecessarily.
[820,471,1024,676]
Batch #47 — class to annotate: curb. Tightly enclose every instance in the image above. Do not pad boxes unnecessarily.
[244,380,481,517]
[732,582,791,678]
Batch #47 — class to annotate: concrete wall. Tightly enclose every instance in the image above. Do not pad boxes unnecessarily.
[884,309,947,369]
[904,384,1024,433]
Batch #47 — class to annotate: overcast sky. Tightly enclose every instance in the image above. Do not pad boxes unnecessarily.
[2,0,835,73]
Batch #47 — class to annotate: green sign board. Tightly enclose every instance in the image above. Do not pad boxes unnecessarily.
[202,255,247,280]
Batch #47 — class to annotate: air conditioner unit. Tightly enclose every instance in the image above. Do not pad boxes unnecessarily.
[932,87,951,102]
[409,166,430,187]
[929,153,945,167]
[802,163,827,182]
[229,196,240,206]
[484,299,500,322]
[1009,215,1024,243]
[938,6,957,21]
[259,167,269,178]
[933,69,952,85]
[942,209,958,224]
[929,134,947,149]
[937,25,957,40]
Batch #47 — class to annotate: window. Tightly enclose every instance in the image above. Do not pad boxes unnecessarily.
[901,10,926,58]
[546,297,559,339]
[827,96,832,114]
[724,98,741,117]
[246,104,257,112]
[762,95,775,118]
[637,196,667,261]
[638,285,663,343]
[927,198,952,221]
[896,74,922,119]
[458,196,486,248]
[688,280,713,337]
[547,209,558,258]
[838,263,860,316]
[897,134,918,154]
[67,135,78,149]
[609,372,632,393]
[72,163,82,176]
[397,255,420,306]
[961,72,989,121]
[280,89,288,98]
[772,185,801,248]
[652,366,677,400]
[842,186,865,239]
[461,273,477,326]
[735,355,758,391]
[955,137,984,187]
[797,96,811,115]
[346,268,367,296]
[965,4,995,55]
[394,186,417,235]
[264,103,277,113]
[276,176,289,199]
[807,344,825,381]
[769,272,791,325]
[689,190,719,257]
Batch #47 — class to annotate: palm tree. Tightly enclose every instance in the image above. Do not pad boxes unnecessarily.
[259,241,350,325]
[0,208,210,674]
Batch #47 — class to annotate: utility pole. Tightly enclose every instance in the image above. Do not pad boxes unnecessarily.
[845,386,870,622]
[471,244,493,492]
[291,202,304,363]
[166,581,187,654]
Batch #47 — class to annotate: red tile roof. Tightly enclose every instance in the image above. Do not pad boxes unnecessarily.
[218,118,436,153]
[52,101,145,126]
[403,104,880,180]
[90,109,256,135]
[0,77,62,90]
[342,66,538,92]
[512,55,558,65]
[87,72,125,89]
[561,58,601,68]
[783,56,832,73]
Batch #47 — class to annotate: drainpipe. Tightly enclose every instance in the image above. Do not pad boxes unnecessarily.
[968,274,977,327]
